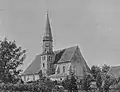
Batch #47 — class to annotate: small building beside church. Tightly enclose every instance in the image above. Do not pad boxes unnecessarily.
[21,12,90,82]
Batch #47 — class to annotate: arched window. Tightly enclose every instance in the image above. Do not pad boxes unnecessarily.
[63,66,65,73]
[48,56,51,61]
[69,65,72,74]
[43,63,45,67]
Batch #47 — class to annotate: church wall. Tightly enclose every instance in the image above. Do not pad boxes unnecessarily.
[71,48,86,78]
[72,62,84,77]
[35,74,39,80]
[29,75,34,81]
[55,63,71,75]
[71,48,89,78]
[77,47,90,73]
[21,74,40,82]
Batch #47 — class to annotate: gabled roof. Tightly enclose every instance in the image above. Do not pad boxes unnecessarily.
[54,46,78,64]
[22,54,41,75]
[53,49,66,64]
[107,66,120,78]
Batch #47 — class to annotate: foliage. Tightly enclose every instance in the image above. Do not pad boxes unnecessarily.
[81,74,92,91]
[69,74,78,91]
[0,37,26,84]
[103,75,115,92]
[102,64,110,74]
[53,85,64,92]
[62,76,70,90]
[91,65,101,80]
[0,78,60,92]
[96,72,103,91]
[62,74,78,92]
[90,65,113,91]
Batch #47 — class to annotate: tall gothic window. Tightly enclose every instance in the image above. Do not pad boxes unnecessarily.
[63,66,65,73]
[48,56,51,61]
[43,63,45,67]
[69,65,73,74]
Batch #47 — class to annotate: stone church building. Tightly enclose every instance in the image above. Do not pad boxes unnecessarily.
[21,13,90,82]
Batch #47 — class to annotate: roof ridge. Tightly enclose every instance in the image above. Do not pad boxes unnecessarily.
[54,45,78,52]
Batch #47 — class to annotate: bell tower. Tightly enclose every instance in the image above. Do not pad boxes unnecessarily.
[42,12,53,53]
[41,12,54,76]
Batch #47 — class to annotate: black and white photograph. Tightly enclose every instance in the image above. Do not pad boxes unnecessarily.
[0,0,120,92]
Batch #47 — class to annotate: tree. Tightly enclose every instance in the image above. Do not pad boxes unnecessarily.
[69,74,78,92]
[91,65,101,80]
[81,74,92,92]
[62,73,78,92]
[0,37,26,84]
[103,75,115,92]
[102,64,110,74]
[62,75,70,90]
[96,72,103,91]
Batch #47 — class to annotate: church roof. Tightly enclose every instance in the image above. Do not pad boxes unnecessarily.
[107,66,120,78]
[22,46,89,75]
[54,46,78,64]
[22,54,41,75]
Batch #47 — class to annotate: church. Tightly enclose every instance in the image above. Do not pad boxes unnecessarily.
[21,12,90,82]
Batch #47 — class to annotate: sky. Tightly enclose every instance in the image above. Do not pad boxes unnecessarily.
[0,0,120,70]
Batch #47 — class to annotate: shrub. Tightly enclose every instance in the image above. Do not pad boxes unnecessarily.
[0,81,56,92]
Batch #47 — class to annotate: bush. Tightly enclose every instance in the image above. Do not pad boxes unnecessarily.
[0,81,56,92]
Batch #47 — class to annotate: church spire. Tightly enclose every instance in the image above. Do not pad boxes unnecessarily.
[43,12,53,42]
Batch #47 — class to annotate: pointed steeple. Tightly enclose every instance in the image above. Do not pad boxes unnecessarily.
[43,12,53,42]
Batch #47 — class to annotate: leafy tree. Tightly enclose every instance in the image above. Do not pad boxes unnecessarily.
[96,72,103,91]
[62,73,78,92]
[91,65,101,80]
[102,64,110,74]
[69,74,78,92]
[62,75,70,90]
[103,75,115,92]
[0,37,26,84]
[81,74,92,92]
